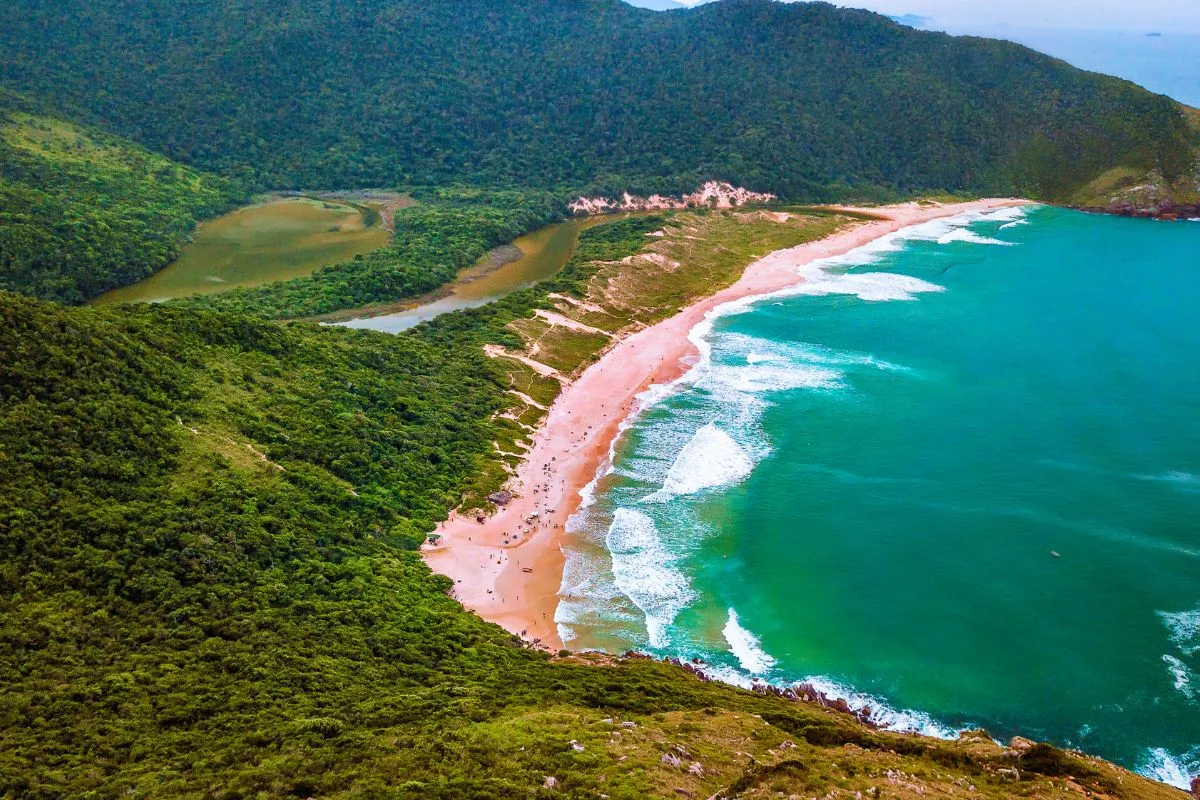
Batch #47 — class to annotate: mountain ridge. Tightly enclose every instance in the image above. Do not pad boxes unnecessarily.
[0,0,1193,203]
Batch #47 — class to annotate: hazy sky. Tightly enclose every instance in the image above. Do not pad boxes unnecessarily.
[673,0,1200,33]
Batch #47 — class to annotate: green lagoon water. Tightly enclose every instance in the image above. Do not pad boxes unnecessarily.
[559,206,1200,787]
[94,197,390,305]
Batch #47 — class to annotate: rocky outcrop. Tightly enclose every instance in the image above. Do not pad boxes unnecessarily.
[1081,163,1200,220]
[1093,198,1200,220]
[569,182,775,215]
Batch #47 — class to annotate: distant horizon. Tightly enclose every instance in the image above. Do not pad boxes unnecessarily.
[667,0,1200,34]
[633,0,1200,106]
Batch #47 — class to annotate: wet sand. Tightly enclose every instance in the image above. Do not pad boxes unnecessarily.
[422,199,1029,651]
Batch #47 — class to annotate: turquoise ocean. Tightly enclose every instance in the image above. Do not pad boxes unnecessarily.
[556,206,1200,787]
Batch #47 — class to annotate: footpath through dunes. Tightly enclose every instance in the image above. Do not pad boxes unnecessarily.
[423,199,1027,651]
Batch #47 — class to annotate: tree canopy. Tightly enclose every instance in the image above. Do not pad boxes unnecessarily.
[1,0,1193,201]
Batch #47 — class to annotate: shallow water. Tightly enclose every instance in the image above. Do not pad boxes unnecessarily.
[340,214,627,333]
[562,206,1200,787]
[93,197,390,304]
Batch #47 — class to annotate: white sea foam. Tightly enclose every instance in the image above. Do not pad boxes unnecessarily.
[605,508,694,648]
[1159,607,1200,655]
[722,333,909,374]
[693,663,962,739]
[981,206,1029,224]
[1162,654,1195,699]
[557,504,660,646]
[722,608,777,674]
[702,362,843,394]
[650,423,754,499]
[1140,746,1200,789]
[782,271,947,302]
[799,676,962,738]
[936,228,1013,246]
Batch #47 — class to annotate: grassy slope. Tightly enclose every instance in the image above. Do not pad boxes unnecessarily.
[0,93,245,304]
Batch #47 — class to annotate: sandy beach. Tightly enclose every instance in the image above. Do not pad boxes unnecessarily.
[422,198,1029,651]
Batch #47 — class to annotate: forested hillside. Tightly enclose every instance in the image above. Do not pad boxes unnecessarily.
[0,0,1194,202]
[0,93,245,304]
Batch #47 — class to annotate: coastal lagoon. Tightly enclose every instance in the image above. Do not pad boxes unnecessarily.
[560,207,1200,786]
[341,214,626,332]
[93,197,391,304]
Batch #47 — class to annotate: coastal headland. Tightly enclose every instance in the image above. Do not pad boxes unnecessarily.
[423,198,1029,652]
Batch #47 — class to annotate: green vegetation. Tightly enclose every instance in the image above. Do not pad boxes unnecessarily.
[0,279,1182,798]
[175,189,563,319]
[0,92,245,304]
[0,0,1194,202]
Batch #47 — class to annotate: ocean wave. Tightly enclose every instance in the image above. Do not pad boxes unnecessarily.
[721,333,910,374]
[605,507,694,648]
[722,608,777,674]
[1139,746,1200,789]
[1163,654,1195,700]
[782,270,947,302]
[648,422,754,500]
[936,228,1014,246]
[981,206,1030,224]
[812,204,1029,267]
[798,676,962,739]
[1135,471,1200,492]
[692,661,962,739]
[701,362,844,394]
[1159,607,1200,655]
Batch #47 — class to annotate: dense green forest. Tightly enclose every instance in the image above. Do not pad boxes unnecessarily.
[0,224,1184,794]
[0,0,1194,202]
[178,188,563,318]
[0,93,245,304]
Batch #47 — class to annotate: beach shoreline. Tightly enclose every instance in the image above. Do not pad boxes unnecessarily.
[422,198,1030,651]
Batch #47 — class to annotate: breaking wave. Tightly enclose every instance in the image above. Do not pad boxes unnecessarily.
[936,228,1013,246]
[781,270,946,302]
[722,608,776,674]
[1159,607,1200,656]
[650,423,754,499]
[605,508,694,648]
[1163,655,1195,700]
[693,663,961,740]
[1140,746,1200,790]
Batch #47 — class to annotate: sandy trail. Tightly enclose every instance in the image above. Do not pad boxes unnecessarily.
[423,199,1029,651]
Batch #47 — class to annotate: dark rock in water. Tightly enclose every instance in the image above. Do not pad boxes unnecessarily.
[487,491,513,506]
[486,243,524,269]
[1190,775,1200,800]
